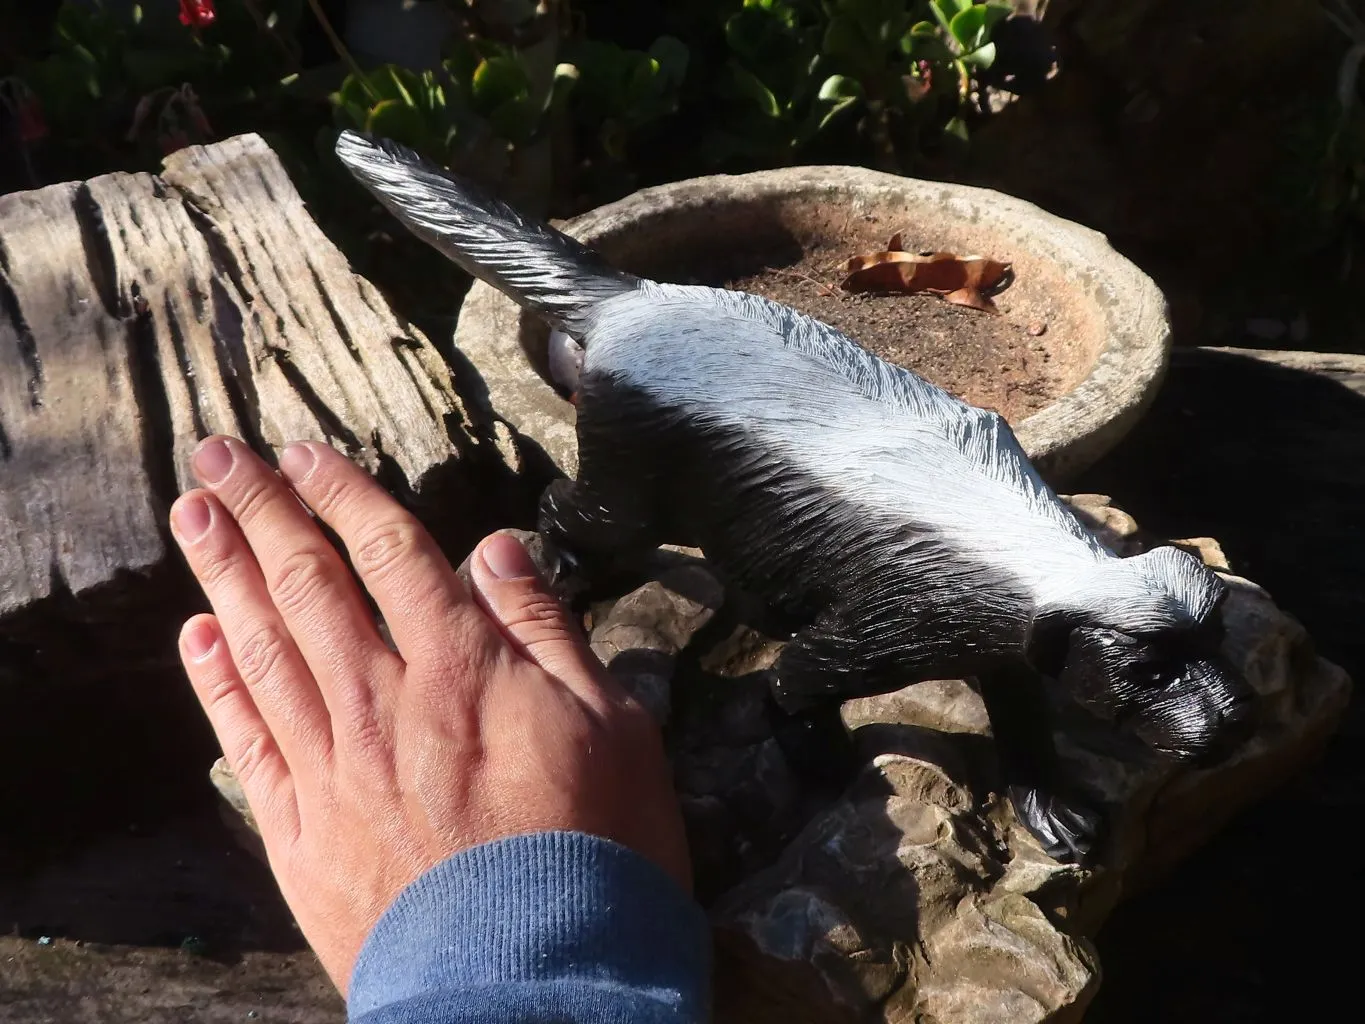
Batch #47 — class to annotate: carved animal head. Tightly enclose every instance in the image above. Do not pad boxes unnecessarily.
[1035,546,1257,764]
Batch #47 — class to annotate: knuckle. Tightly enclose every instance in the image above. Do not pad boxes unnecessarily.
[235,626,290,687]
[231,476,276,529]
[353,519,424,581]
[231,732,273,789]
[301,467,352,517]
[413,622,496,683]
[343,711,390,763]
[505,593,574,641]
[200,670,241,712]
[269,549,334,616]
[192,541,238,589]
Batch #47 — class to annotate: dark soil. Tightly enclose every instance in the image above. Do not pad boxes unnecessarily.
[716,240,1071,424]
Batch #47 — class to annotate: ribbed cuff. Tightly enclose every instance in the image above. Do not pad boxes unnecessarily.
[347,831,710,1020]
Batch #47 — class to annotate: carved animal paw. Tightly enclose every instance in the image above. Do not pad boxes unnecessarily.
[538,538,592,605]
[1007,784,1107,866]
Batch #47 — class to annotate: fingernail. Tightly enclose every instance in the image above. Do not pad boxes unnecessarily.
[183,620,218,661]
[480,533,538,581]
[172,495,213,543]
[193,438,234,485]
[278,443,316,481]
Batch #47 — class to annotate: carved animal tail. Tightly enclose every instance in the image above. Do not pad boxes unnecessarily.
[334,130,637,334]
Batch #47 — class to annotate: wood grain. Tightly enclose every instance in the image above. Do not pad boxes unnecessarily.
[0,134,491,657]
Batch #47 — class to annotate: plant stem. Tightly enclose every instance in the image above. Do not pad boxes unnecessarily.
[242,0,301,69]
[303,0,380,102]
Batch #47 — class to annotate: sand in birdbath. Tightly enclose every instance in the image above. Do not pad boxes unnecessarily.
[715,235,1067,423]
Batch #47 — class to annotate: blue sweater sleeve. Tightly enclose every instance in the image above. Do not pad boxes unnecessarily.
[347,831,711,1023]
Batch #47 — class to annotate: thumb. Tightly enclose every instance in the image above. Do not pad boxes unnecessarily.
[465,532,602,689]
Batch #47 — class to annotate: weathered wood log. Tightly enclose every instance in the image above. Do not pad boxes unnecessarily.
[0,133,508,661]
[0,181,165,622]
[1197,346,1365,398]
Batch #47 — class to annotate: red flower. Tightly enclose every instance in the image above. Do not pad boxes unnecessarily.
[178,0,216,29]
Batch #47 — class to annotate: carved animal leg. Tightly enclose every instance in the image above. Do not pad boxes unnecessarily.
[537,477,660,591]
[764,609,905,792]
[762,692,858,793]
[975,664,1107,865]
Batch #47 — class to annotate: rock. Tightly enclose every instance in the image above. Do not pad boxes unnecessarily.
[208,499,1351,1023]
[1170,535,1231,572]
[209,756,265,862]
[597,496,1349,1021]
[453,527,560,585]
[711,752,1098,1024]
[588,560,725,724]
[1060,493,1145,556]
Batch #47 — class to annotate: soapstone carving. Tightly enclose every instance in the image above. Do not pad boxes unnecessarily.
[336,130,1255,863]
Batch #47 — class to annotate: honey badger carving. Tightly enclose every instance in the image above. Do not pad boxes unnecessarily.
[336,130,1255,864]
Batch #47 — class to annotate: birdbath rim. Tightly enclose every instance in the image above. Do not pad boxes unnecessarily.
[453,165,1171,482]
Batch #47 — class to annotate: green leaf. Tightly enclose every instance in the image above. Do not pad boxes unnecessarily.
[598,117,628,160]
[648,35,690,91]
[443,37,481,88]
[624,54,662,109]
[471,55,531,114]
[959,41,996,69]
[384,65,418,108]
[335,73,374,111]
[949,3,1010,54]
[931,0,973,34]
[823,69,862,94]
[822,14,880,76]
[842,0,914,46]
[943,114,969,141]
[797,72,863,141]
[334,99,368,129]
[725,3,799,68]
[902,21,955,62]
[365,98,429,149]
[546,62,580,114]
[948,6,987,51]
[487,95,540,145]
[728,65,782,118]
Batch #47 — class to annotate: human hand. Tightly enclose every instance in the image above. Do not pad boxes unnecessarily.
[169,436,690,994]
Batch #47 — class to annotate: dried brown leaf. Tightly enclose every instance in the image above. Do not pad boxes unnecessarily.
[944,287,999,314]
[840,249,1011,312]
[842,250,931,275]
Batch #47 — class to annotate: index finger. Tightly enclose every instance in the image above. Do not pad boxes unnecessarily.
[276,441,500,668]
[188,436,398,699]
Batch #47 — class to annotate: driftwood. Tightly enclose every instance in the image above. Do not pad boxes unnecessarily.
[0,134,509,662]
[1197,345,1365,397]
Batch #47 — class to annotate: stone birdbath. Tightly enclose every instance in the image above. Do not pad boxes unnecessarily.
[215,168,1351,1023]
[453,165,1173,483]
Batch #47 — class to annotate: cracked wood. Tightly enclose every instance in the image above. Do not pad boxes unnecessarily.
[0,133,482,637]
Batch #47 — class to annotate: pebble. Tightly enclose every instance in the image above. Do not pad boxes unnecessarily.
[37,936,52,946]
[1026,321,1047,336]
